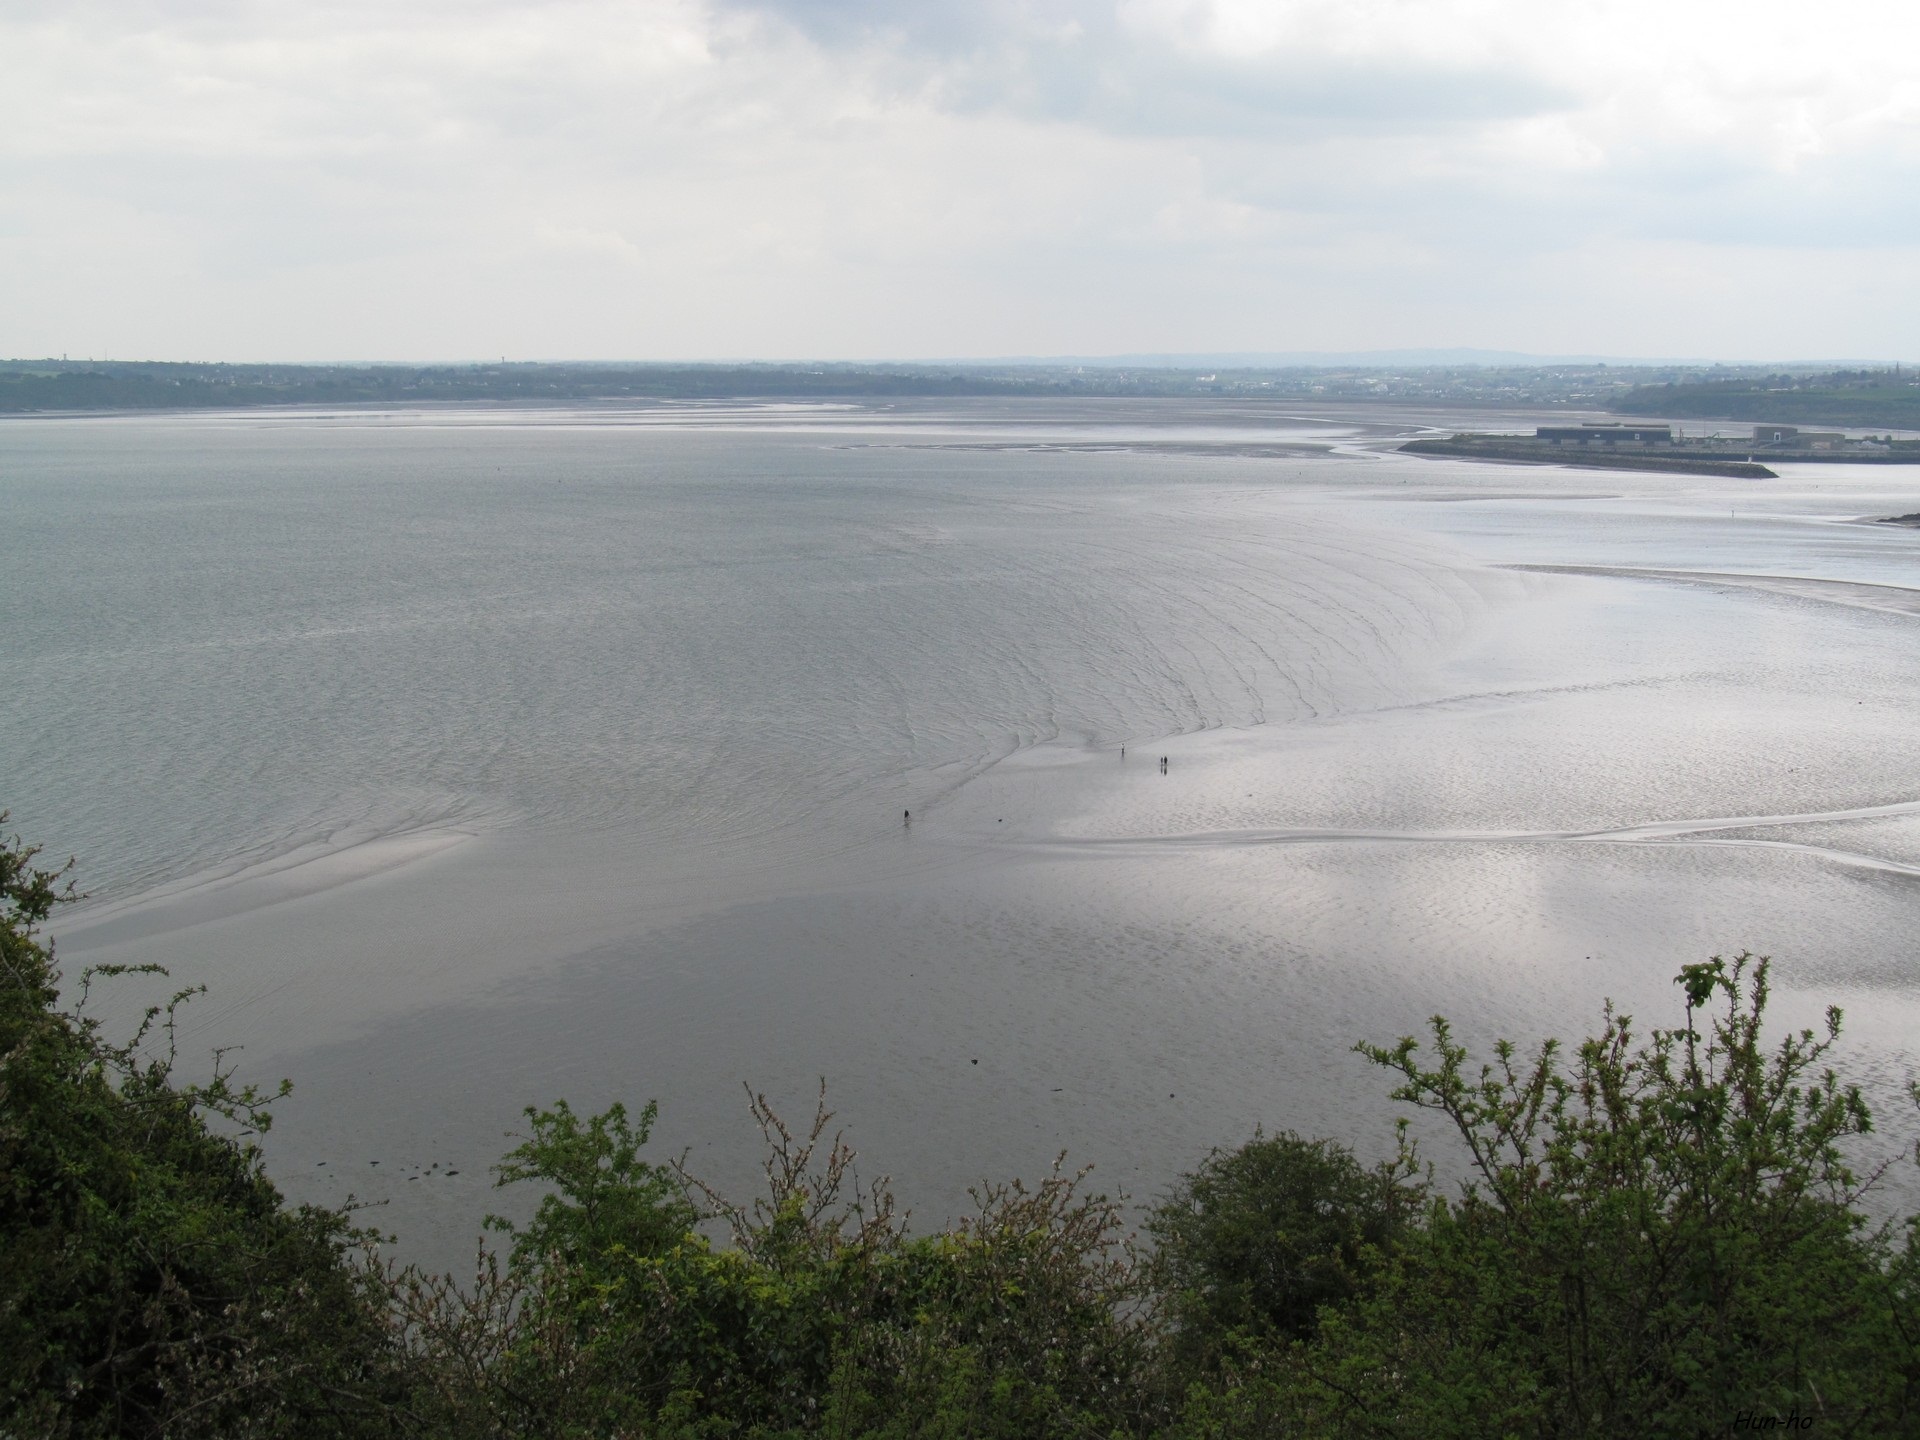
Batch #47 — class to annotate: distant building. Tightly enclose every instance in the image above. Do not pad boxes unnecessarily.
[1753,425,1844,448]
[1536,422,1673,445]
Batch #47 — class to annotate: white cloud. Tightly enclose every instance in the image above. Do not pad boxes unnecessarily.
[0,0,1916,359]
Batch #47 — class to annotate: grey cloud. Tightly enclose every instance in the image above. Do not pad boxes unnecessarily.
[717,0,1063,50]
[985,53,1570,136]
[722,0,1572,137]
[5,0,1916,360]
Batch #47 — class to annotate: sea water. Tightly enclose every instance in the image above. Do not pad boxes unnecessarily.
[6,398,1920,1269]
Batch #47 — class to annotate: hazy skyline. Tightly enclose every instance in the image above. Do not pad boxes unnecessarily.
[4,0,1917,363]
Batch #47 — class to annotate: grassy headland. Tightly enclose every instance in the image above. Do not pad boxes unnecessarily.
[1614,369,1920,430]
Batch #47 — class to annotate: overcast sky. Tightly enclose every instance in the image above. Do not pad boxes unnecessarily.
[4,0,1917,362]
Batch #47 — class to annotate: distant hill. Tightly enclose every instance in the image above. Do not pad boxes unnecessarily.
[0,361,1052,412]
[1613,370,1920,429]
[972,349,1708,367]
[11,357,1911,417]
[0,357,1654,412]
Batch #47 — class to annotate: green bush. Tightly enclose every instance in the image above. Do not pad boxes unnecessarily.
[1148,1129,1418,1368]
[0,820,405,1439]
[1191,955,1920,1437]
[397,1086,1160,1437]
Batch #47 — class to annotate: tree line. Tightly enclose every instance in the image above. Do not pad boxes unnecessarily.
[1615,369,1920,429]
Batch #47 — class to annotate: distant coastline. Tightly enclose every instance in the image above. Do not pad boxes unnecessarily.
[4,358,1918,425]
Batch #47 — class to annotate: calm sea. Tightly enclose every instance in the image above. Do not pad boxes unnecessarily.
[6,398,1920,1266]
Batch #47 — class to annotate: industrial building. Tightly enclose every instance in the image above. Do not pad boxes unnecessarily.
[1535,422,1674,445]
[1753,425,1844,448]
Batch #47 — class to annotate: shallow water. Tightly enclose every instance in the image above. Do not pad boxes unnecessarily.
[6,398,1920,1268]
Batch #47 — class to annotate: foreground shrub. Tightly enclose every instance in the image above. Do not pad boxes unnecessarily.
[0,821,404,1439]
[1191,954,1920,1437]
[396,1086,1160,1437]
[1148,1128,1419,1370]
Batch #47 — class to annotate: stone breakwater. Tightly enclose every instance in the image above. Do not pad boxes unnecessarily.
[1399,437,1777,479]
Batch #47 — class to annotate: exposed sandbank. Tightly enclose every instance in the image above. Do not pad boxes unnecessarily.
[57,823,480,954]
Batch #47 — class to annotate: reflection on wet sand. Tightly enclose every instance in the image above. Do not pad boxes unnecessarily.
[1028,796,1920,880]
[1511,564,1920,618]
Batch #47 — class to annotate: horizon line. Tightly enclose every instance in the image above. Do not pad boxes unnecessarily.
[6,351,1915,370]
